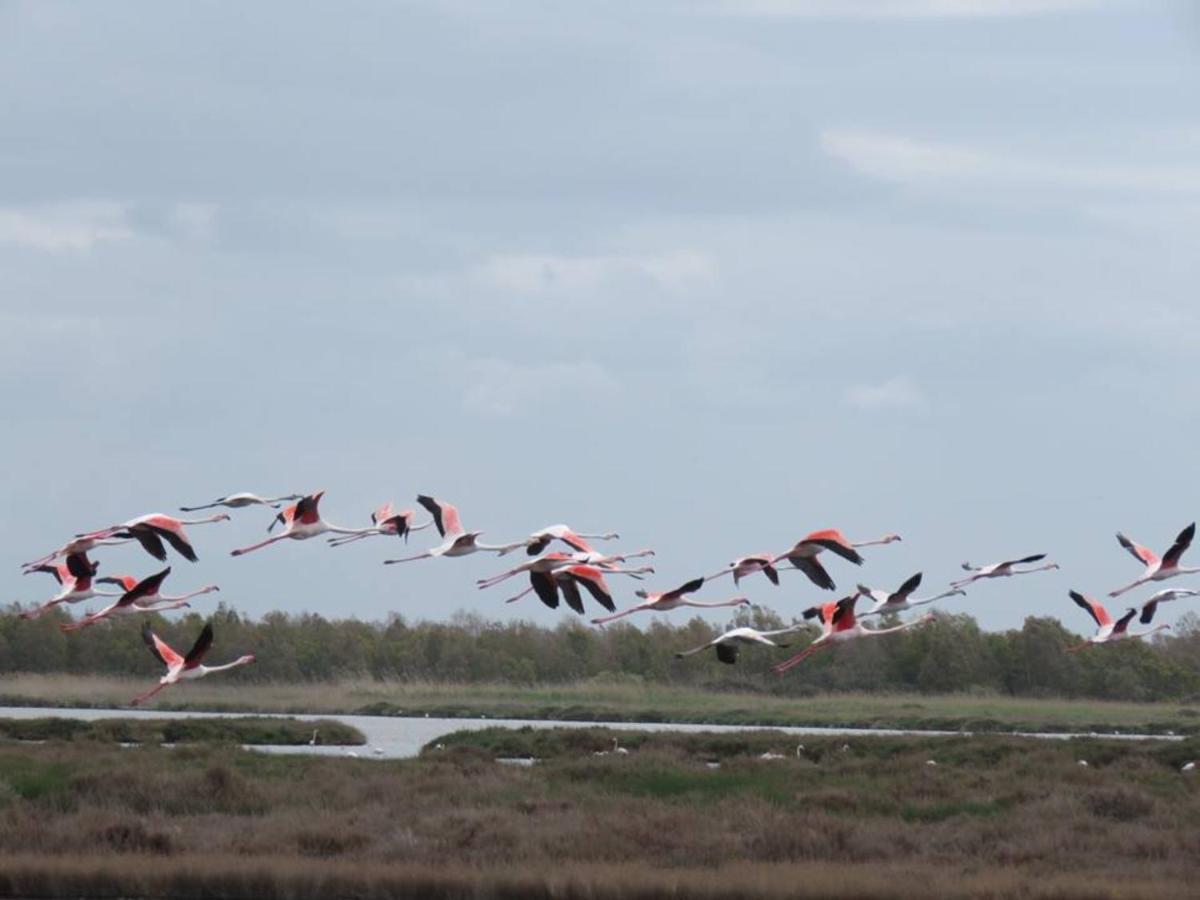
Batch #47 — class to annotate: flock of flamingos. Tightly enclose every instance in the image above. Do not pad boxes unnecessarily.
[14,490,1200,705]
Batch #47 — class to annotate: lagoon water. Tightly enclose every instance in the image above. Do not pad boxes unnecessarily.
[0,706,1183,758]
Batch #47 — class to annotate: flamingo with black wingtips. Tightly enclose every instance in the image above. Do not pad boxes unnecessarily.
[1066,590,1171,652]
[504,560,655,613]
[59,567,218,632]
[328,502,435,547]
[772,529,901,591]
[950,553,1058,590]
[675,625,803,665]
[21,536,135,573]
[502,524,622,557]
[590,577,749,625]
[382,495,525,563]
[179,492,304,512]
[76,512,231,563]
[230,491,362,556]
[772,594,933,674]
[20,553,124,620]
[1109,523,1199,598]
[858,572,966,617]
[704,553,781,587]
[130,622,256,706]
[1137,587,1200,624]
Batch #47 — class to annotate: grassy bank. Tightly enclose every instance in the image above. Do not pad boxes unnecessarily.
[0,730,1197,898]
[0,717,363,746]
[3,672,1199,734]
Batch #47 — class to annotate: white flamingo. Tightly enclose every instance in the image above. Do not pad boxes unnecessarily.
[950,554,1058,590]
[179,492,303,512]
[675,625,803,665]
[858,572,966,617]
[590,577,750,625]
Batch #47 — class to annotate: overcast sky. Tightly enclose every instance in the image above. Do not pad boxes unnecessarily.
[4,0,1200,636]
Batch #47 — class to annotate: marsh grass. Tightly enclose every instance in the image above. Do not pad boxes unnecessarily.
[4,672,1197,734]
[0,716,363,745]
[0,730,1197,897]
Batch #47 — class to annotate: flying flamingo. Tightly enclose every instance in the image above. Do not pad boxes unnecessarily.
[76,513,231,563]
[675,625,802,665]
[590,577,750,626]
[1066,591,1171,652]
[59,567,218,632]
[1109,523,1198,598]
[772,530,901,591]
[21,536,134,573]
[950,554,1058,590]
[382,495,524,563]
[230,492,362,556]
[20,553,126,620]
[500,524,622,557]
[327,502,435,547]
[1137,587,1200,624]
[130,622,255,706]
[857,572,966,617]
[179,492,303,512]
[504,561,655,613]
[704,553,780,587]
[477,552,591,590]
[772,594,933,675]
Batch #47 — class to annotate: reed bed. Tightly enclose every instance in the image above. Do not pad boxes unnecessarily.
[0,729,1197,898]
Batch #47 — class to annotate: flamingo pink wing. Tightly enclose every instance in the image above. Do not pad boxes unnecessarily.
[1117,533,1159,568]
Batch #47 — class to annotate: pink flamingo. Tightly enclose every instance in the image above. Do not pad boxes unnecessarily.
[950,554,1058,590]
[21,536,134,573]
[1067,591,1171,652]
[77,513,231,563]
[704,553,780,587]
[503,559,655,613]
[502,524,622,557]
[180,492,303,512]
[383,495,524,563]
[20,553,126,620]
[590,577,749,626]
[131,622,255,706]
[772,594,933,674]
[327,502,435,547]
[230,491,361,556]
[60,567,218,632]
[858,572,966,617]
[772,529,901,591]
[1109,523,1198,598]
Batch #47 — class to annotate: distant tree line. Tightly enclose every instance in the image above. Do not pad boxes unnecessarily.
[3,603,1200,702]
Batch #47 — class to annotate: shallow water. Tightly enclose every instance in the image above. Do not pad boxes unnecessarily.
[0,706,1182,759]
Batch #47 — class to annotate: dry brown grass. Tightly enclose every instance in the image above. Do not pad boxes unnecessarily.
[0,732,1197,898]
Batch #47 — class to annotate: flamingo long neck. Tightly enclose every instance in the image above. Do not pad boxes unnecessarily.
[911,589,963,606]
[162,586,217,603]
[179,514,228,526]
[682,599,747,609]
[138,599,191,613]
[864,620,924,636]
[1128,624,1170,639]
[1013,563,1055,575]
[852,535,896,548]
[198,657,254,675]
